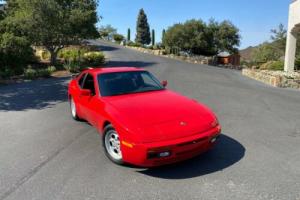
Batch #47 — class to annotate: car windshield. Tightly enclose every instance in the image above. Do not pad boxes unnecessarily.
[98,71,164,96]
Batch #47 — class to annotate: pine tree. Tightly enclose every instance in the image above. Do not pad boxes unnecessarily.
[151,29,155,46]
[127,28,131,41]
[135,9,151,45]
[162,29,166,41]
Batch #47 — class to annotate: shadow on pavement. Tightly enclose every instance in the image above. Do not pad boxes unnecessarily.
[86,40,119,52]
[105,61,157,68]
[97,44,119,52]
[0,77,69,111]
[138,134,245,179]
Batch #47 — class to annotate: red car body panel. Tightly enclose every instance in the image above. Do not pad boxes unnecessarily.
[68,67,221,167]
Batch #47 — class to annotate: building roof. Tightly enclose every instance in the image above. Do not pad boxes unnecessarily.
[217,52,231,57]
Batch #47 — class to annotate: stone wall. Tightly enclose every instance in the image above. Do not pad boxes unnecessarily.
[125,45,243,70]
[242,69,300,89]
[125,46,213,65]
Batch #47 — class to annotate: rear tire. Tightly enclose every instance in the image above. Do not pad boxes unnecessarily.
[103,124,124,165]
[70,97,80,121]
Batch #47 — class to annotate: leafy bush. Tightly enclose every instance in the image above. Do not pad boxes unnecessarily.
[83,51,105,66]
[24,66,55,79]
[63,61,82,73]
[58,48,88,63]
[127,41,142,47]
[0,67,14,79]
[24,68,37,80]
[41,50,50,60]
[47,66,56,73]
[260,61,284,71]
[252,43,281,64]
[113,34,124,44]
[0,33,35,76]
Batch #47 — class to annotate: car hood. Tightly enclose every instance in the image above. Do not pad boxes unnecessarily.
[105,90,215,143]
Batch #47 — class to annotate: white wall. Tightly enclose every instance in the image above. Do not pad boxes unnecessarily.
[285,0,300,72]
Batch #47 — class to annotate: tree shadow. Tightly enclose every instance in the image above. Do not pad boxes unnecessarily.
[85,40,119,51]
[137,134,245,179]
[105,61,157,68]
[97,45,119,52]
[0,77,69,111]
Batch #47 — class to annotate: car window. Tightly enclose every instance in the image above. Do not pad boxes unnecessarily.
[78,73,86,88]
[141,73,158,87]
[98,71,164,97]
[82,73,96,95]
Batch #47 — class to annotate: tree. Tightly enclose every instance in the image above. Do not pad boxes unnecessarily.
[215,20,240,53]
[0,32,34,74]
[113,33,124,44]
[2,0,99,65]
[269,23,287,56]
[252,42,281,63]
[151,29,155,46]
[135,8,151,45]
[127,28,131,41]
[163,19,213,55]
[163,19,240,55]
[99,25,117,41]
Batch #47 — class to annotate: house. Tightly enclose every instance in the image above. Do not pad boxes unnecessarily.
[217,52,240,66]
[284,0,300,72]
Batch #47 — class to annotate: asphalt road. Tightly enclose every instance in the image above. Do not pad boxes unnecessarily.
[1,40,300,200]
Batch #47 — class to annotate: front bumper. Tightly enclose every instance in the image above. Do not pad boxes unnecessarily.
[121,125,221,167]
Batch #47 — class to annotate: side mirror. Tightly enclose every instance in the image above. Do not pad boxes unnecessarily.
[161,80,168,87]
[80,89,91,96]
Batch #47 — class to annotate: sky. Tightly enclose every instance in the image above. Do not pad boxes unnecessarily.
[98,0,291,49]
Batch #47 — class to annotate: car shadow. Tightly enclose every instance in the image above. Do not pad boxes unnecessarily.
[137,134,245,179]
[0,77,69,111]
[104,61,157,68]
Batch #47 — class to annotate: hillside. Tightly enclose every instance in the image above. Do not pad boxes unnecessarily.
[239,46,256,61]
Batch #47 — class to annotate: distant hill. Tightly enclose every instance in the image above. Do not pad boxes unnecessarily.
[239,46,257,61]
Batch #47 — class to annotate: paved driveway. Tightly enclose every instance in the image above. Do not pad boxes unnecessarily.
[0,40,300,200]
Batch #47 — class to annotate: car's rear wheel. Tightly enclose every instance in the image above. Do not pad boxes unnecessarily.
[70,97,80,121]
[103,124,124,165]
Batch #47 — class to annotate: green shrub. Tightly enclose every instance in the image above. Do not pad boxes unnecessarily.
[83,51,105,66]
[0,33,35,76]
[24,68,37,79]
[24,66,53,79]
[63,61,81,73]
[0,68,14,79]
[260,61,284,71]
[41,50,50,60]
[58,48,88,63]
[113,34,124,44]
[37,68,51,78]
[127,41,142,47]
[47,66,56,73]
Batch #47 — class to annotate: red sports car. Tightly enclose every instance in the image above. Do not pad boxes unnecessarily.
[68,67,221,167]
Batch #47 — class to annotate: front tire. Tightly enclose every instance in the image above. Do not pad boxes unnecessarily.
[70,97,80,121]
[103,124,124,165]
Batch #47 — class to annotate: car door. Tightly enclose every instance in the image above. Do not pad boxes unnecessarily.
[71,72,87,118]
[80,73,99,126]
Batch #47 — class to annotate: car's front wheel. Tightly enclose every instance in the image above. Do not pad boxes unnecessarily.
[103,124,124,165]
[70,97,80,121]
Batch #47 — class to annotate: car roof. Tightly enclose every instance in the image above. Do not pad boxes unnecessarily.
[81,67,145,75]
